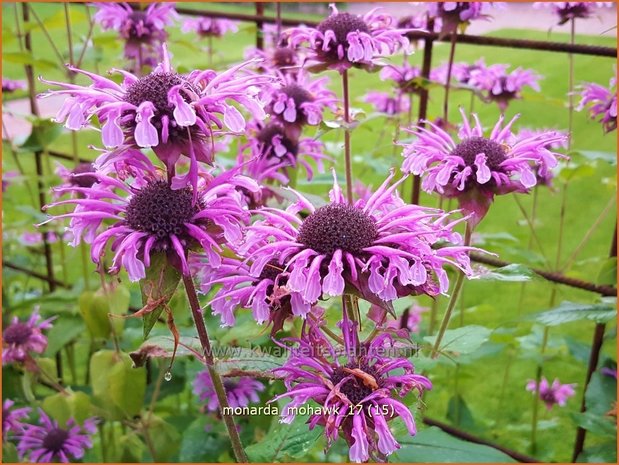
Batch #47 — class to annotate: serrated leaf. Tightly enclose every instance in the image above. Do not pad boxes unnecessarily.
[571,411,617,438]
[533,301,616,326]
[245,408,322,462]
[424,325,492,356]
[214,347,286,379]
[476,264,534,282]
[129,336,203,367]
[140,252,182,338]
[392,427,516,462]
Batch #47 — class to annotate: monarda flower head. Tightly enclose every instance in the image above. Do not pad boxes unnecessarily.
[2,78,26,93]
[240,120,330,184]
[193,371,264,413]
[265,71,338,134]
[426,2,504,37]
[402,109,567,226]
[468,65,542,112]
[526,377,576,410]
[363,91,410,116]
[284,4,411,73]
[380,62,423,95]
[245,46,301,75]
[533,2,614,25]
[431,58,493,86]
[40,47,272,190]
[92,2,178,71]
[17,410,96,463]
[3,399,31,440]
[577,74,617,133]
[3,308,54,365]
[42,151,258,281]
[181,16,238,38]
[270,318,431,462]
[240,171,476,308]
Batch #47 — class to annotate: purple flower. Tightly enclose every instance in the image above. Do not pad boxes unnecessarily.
[245,46,301,74]
[577,74,617,133]
[40,47,273,190]
[240,120,330,183]
[2,399,31,439]
[401,109,567,226]
[380,63,423,95]
[363,91,410,116]
[193,372,264,413]
[533,2,614,25]
[2,308,54,365]
[2,78,26,93]
[468,65,542,112]
[271,318,431,462]
[387,303,428,334]
[265,72,338,132]
[18,231,63,247]
[240,171,477,308]
[181,16,238,38]
[426,2,505,36]
[515,128,568,187]
[55,162,98,192]
[526,377,576,410]
[42,153,258,281]
[2,170,20,192]
[283,4,411,73]
[16,410,96,463]
[431,58,496,86]
[92,2,178,71]
[601,367,617,379]
[397,12,442,34]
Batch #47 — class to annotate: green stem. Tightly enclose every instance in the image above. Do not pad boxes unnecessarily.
[342,69,353,203]
[182,275,248,462]
[530,325,550,453]
[431,222,472,358]
[442,32,458,122]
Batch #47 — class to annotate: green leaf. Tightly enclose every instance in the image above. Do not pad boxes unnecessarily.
[90,350,146,420]
[245,408,322,462]
[557,163,596,182]
[2,442,18,463]
[597,258,617,286]
[140,252,182,338]
[43,316,83,356]
[79,286,128,339]
[571,150,617,165]
[3,52,58,71]
[392,427,516,462]
[143,415,181,462]
[476,264,534,282]
[117,432,145,463]
[42,391,93,426]
[424,325,492,356]
[571,411,617,438]
[577,441,617,463]
[18,118,63,152]
[446,394,477,430]
[585,372,617,416]
[214,347,286,379]
[179,416,229,461]
[533,301,616,326]
[129,336,203,368]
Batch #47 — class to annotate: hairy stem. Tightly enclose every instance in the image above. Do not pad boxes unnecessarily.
[182,274,248,462]
[342,69,353,203]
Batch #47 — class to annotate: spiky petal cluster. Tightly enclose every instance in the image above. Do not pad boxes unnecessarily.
[2,78,26,93]
[42,152,258,281]
[16,410,96,463]
[363,91,410,116]
[40,48,272,191]
[2,308,54,365]
[181,16,238,38]
[401,109,567,226]
[431,58,494,86]
[526,377,576,410]
[283,4,411,73]
[532,2,614,25]
[577,74,617,133]
[92,2,178,71]
[240,171,477,308]
[271,318,431,462]
[2,399,31,439]
[193,371,264,412]
[468,65,542,112]
[380,62,423,95]
[426,2,505,36]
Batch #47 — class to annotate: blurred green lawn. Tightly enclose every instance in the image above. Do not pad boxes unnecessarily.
[2,3,616,462]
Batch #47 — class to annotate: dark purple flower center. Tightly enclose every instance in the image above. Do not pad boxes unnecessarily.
[282,85,314,108]
[451,137,507,171]
[316,13,370,61]
[298,204,378,256]
[3,323,33,345]
[71,163,97,188]
[272,47,298,68]
[437,2,470,19]
[540,390,557,404]
[127,11,155,40]
[223,379,238,391]
[124,72,198,141]
[258,261,285,282]
[331,362,380,405]
[125,180,203,240]
[557,3,591,23]
[256,124,298,159]
[42,427,69,453]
